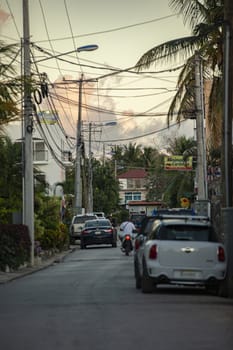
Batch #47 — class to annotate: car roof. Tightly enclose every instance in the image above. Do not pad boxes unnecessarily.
[159,216,211,227]
[85,218,110,223]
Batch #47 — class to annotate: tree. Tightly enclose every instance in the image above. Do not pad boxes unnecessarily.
[0,41,21,133]
[163,136,197,207]
[0,136,22,222]
[92,159,119,215]
[135,0,224,149]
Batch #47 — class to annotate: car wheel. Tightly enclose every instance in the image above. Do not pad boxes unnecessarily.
[112,241,117,248]
[205,283,220,296]
[141,259,154,293]
[134,259,142,289]
[80,239,86,249]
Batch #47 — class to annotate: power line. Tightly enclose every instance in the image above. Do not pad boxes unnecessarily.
[97,119,188,143]
[35,14,177,43]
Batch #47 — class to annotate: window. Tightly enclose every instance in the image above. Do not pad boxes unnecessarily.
[127,179,134,188]
[133,192,141,200]
[135,179,141,188]
[33,141,48,161]
[152,224,215,242]
[125,192,133,202]
[34,173,46,187]
[124,192,141,203]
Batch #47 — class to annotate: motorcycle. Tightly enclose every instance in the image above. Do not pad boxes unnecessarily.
[121,234,133,256]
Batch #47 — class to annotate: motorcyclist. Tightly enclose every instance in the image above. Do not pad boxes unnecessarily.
[119,217,137,251]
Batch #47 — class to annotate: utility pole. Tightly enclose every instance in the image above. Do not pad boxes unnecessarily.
[74,74,83,214]
[221,0,233,298]
[194,52,208,201]
[87,122,93,213]
[23,0,34,265]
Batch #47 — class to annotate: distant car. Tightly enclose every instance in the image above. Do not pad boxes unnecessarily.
[134,216,227,294]
[94,212,105,218]
[69,214,98,244]
[80,218,117,249]
[129,213,146,231]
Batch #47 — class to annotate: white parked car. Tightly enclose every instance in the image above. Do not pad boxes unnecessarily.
[69,214,98,244]
[134,216,227,294]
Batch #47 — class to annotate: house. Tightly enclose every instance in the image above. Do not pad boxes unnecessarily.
[5,121,73,197]
[127,200,165,216]
[117,169,148,206]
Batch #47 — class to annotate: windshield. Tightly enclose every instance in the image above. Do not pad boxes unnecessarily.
[154,224,217,242]
[85,220,111,228]
[74,216,96,224]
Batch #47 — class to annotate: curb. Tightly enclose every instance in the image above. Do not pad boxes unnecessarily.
[0,246,77,284]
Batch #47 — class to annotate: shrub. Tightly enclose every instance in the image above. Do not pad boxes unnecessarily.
[0,224,31,271]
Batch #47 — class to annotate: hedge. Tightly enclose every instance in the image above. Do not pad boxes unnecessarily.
[0,224,31,271]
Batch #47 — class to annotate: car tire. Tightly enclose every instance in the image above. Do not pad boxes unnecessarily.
[80,239,86,250]
[134,259,142,289]
[112,241,117,248]
[205,282,221,296]
[141,259,154,293]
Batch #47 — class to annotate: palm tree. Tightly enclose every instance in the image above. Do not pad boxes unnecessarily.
[163,136,197,207]
[135,0,224,149]
[0,41,21,133]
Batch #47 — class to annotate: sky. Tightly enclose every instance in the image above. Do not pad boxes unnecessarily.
[0,0,195,157]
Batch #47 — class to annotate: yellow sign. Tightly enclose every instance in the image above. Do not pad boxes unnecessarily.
[164,156,193,171]
[180,197,190,208]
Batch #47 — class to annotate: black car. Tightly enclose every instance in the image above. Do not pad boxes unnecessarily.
[80,219,117,249]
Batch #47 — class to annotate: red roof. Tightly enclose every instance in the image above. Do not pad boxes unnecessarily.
[117,169,147,179]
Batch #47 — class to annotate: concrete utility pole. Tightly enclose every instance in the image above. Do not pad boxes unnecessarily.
[222,0,233,298]
[87,122,93,213]
[194,52,208,201]
[23,0,34,265]
[74,74,83,214]
[223,1,233,207]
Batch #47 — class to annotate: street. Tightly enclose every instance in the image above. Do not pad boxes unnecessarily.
[0,244,232,350]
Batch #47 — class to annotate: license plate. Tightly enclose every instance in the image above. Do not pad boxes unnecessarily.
[95,231,101,235]
[181,270,196,277]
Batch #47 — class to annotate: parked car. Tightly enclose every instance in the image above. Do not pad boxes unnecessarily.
[94,212,105,218]
[134,215,227,294]
[80,218,117,249]
[129,213,146,231]
[69,214,98,244]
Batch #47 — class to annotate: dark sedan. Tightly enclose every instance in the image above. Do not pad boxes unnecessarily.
[80,219,117,249]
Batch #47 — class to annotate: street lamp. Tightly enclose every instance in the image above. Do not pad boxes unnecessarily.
[73,45,99,214]
[35,44,99,63]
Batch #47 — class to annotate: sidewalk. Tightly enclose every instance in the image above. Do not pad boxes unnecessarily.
[0,246,77,284]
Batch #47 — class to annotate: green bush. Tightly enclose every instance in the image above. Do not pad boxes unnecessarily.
[34,194,69,252]
[0,224,31,271]
[36,223,69,252]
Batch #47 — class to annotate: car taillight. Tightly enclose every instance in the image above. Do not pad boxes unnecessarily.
[149,244,157,259]
[81,230,89,235]
[105,228,113,233]
[218,246,225,262]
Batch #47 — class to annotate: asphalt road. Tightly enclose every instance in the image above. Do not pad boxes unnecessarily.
[0,243,232,350]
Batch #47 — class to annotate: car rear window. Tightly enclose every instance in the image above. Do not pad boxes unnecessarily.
[74,215,96,224]
[153,224,218,242]
[85,219,111,227]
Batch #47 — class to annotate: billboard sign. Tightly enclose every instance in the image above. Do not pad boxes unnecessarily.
[164,155,193,171]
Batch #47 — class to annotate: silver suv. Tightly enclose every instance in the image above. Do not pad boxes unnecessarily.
[70,214,97,244]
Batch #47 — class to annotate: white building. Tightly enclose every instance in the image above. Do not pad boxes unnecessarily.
[5,120,74,197]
